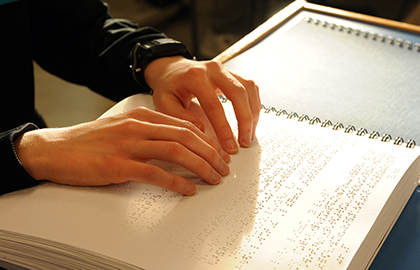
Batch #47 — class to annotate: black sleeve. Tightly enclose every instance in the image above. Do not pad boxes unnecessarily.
[0,1,187,196]
[0,124,40,196]
[29,0,170,102]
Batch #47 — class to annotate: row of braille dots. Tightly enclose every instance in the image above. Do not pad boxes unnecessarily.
[305,17,420,51]
[262,104,417,148]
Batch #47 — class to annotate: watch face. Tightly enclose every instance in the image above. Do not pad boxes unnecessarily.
[143,40,161,49]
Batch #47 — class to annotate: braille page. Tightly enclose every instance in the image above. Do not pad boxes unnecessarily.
[1,95,420,270]
[224,16,420,142]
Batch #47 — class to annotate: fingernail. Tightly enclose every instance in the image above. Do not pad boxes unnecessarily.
[225,139,238,153]
[185,182,196,195]
[221,162,230,176]
[242,132,252,147]
[221,150,230,163]
[212,171,222,185]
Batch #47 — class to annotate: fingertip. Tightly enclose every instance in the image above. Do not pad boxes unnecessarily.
[224,139,238,154]
[221,150,231,163]
[221,162,230,176]
[212,171,222,185]
[240,132,252,148]
[184,182,197,195]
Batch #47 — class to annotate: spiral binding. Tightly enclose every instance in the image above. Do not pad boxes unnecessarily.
[305,17,420,52]
[218,96,416,148]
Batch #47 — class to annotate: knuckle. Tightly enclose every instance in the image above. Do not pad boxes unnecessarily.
[167,175,182,192]
[116,118,153,136]
[206,59,223,69]
[205,98,223,111]
[185,65,206,79]
[167,142,184,157]
[179,120,198,132]
[243,78,257,88]
[140,164,159,179]
[234,79,258,96]
[118,118,141,133]
[127,106,149,118]
[229,83,247,96]
[178,126,196,141]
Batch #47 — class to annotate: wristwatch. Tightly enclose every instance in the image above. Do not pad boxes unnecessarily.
[130,38,194,94]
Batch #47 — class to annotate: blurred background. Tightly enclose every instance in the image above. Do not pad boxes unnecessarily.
[35,0,420,127]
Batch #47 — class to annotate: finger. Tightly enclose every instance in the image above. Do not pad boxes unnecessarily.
[193,80,239,154]
[228,70,261,139]
[125,105,202,129]
[126,161,197,195]
[152,93,206,132]
[136,140,229,186]
[124,107,230,162]
[206,62,254,148]
[185,101,232,163]
[139,124,230,177]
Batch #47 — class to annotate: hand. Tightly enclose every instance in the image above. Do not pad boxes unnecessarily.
[144,56,261,154]
[13,107,230,195]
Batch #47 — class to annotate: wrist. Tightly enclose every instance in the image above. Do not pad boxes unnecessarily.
[144,55,187,90]
[130,38,193,93]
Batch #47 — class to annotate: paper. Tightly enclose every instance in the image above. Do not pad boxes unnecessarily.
[1,95,419,270]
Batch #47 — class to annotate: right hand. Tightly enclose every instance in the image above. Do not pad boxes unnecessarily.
[144,56,261,154]
[13,107,231,195]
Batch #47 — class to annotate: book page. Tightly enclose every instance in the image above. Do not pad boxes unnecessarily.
[1,95,419,270]
[224,16,420,142]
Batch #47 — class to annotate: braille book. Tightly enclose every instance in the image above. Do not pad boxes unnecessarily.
[220,12,420,268]
[1,94,420,270]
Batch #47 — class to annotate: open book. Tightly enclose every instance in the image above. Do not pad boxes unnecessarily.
[1,94,420,270]
[221,14,420,269]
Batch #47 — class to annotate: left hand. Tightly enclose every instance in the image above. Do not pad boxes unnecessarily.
[144,56,261,154]
[13,107,231,195]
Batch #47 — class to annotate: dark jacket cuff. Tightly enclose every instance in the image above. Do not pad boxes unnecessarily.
[0,123,40,196]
